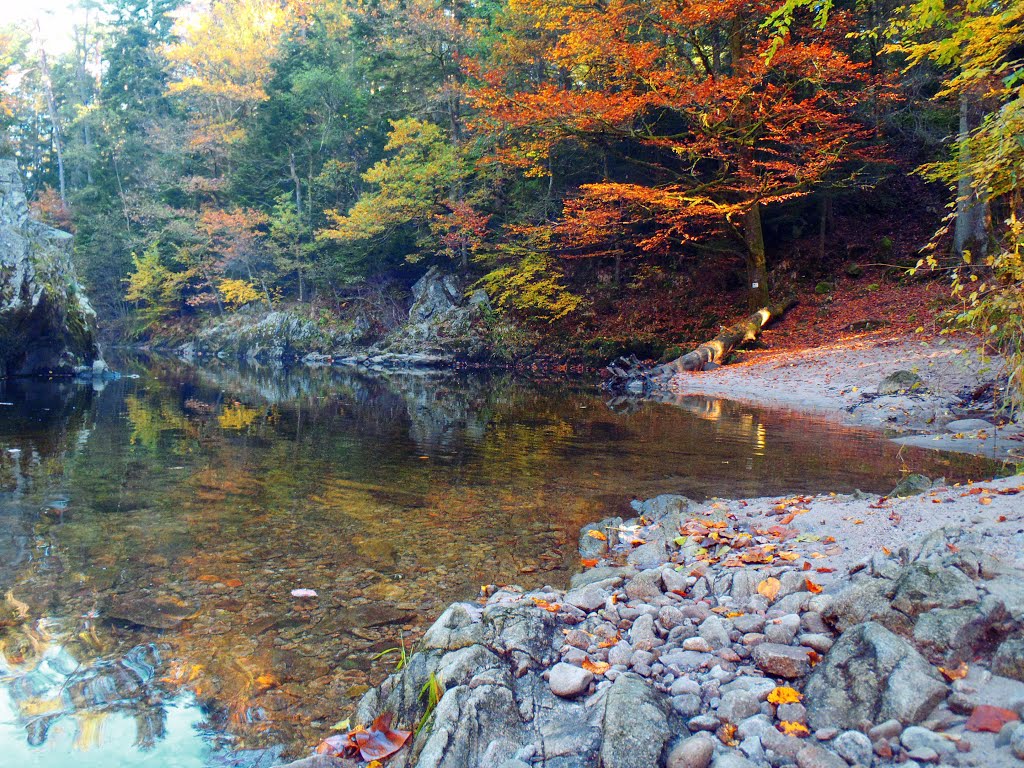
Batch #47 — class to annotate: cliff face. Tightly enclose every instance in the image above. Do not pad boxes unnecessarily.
[0,158,100,377]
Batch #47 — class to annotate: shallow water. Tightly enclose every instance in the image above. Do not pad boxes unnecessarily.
[0,359,1008,766]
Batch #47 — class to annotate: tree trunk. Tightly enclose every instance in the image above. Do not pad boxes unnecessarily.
[953,89,991,261]
[659,298,794,374]
[744,202,770,311]
[37,38,66,203]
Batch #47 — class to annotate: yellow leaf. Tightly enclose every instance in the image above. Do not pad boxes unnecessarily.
[778,552,800,561]
[779,721,810,737]
[587,530,608,541]
[939,661,969,681]
[757,577,781,601]
[582,658,611,675]
[767,686,803,705]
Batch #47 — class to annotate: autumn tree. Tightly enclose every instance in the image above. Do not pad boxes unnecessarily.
[471,0,876,309]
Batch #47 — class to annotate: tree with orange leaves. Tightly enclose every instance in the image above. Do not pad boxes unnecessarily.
[470,0,878,309]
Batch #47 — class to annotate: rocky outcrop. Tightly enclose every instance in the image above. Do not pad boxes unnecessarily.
[377,267,493,360]
[0,159,99,377]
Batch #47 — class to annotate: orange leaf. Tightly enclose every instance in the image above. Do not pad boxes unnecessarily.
[980,497,992,505]
[881,546,892,555]
[805,579,823,594]
[757,578,781,601]
[779,721,810,737]
[582,658,611,675]
[778,552,800,561]
[197,575,220,582]
[531,598,561,613]
[350,713,412,760]
[939,661,969,681]
[225,578,243,588]
[718,722,738,746]
[580,558,599,568]
[767,686,803,705]
[586,530,607,541]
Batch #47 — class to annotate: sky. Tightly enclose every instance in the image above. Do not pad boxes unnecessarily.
[0,0,92,53]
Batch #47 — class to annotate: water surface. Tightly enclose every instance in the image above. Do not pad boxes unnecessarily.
[0,360,1006,765]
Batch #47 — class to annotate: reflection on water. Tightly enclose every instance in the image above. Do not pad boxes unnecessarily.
[0,359,1008,765]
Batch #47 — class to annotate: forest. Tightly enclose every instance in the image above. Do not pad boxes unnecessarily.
[2,0,1022,388]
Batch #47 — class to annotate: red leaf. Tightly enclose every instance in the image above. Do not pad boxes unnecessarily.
[315,735,349,756]
[351,713,412,760]
[965,705,1019,733]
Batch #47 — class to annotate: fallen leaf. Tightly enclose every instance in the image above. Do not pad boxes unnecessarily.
[779,721,810,737]
[582,659,611,675]
[718,722,738,746]
[980,497,992,505]
[587,530,608,541]
[938,661,969,681]
[291,588,318,598]
[350,713,413,760]
[778,552,800,561]
[225,578,243,588]
[531,598,561,613]
[197,575,220,582]
[767,686,803,705]
[881,546,892,555]
[580,558,599,568]
[757,578,781,602]
[965,705,1019,733]
[805,579,823,594]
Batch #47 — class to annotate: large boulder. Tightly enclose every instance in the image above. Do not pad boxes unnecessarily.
[804,621,947,730]
[0,158,99,376]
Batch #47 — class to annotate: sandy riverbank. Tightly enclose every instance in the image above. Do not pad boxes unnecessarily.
[660,334,1024,462]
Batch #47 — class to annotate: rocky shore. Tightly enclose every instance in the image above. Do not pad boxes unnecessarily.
[289,472,1024,768]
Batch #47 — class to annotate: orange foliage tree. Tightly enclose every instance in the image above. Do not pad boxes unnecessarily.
[469,0,879,309]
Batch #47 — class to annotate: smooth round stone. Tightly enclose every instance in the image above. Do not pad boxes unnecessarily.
[548,662,593,698]
[667,734,716,768]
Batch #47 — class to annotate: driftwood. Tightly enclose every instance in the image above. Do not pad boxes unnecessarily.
[603,298,794,393]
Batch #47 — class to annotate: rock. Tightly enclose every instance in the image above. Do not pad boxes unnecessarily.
[689,715,721,732]
[601,674,671,768]
[765,615,801,645]
[945,419,995,433]
[630,614,659,651]
[776,703,808,724]
[0,158,100,376]
[804,622,947,731]
[548,662,593,698]
[420,603,484,651]
[906,746,939,762]
[993,638,1024,682]
[667,734,716,768]
[1011,723,1024,759]
[276,756,360,768]
[752,643,812,678]
[833,730,873,766]
[719,690,761,724]
[824,578,906,635]
[580,518,621,558]
[628,540,669,570]
[795,743,847,768]
[879,370,924,396]
[913,597,1009,658]
[733,615,766,634]
[868,719,903,741]
[571,566,634,590]
[625,569,664,601]
[684,637,713,653]
[700,616,731,649]
[892,473,933,497]
[891,563,979,616]
[901,726,956,755]
[104,594,198,630]
[711,753,757,768]
[565,585,608,613]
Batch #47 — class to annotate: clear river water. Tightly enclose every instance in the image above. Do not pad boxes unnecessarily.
[0,358,1009,767]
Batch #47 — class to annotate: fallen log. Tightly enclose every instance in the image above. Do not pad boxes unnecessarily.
[601,298,795,394]
[657,297,795,376]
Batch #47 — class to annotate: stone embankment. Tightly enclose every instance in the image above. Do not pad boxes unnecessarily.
[293,475,1024,768]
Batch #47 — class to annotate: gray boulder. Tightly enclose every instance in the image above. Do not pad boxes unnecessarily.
[600,674,673,768]
[0,158,100,376]
[878,370,924,395]
[804,621,947,730]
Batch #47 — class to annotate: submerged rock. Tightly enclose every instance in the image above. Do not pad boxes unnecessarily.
[104,593,199,630]
[0,158,100,376]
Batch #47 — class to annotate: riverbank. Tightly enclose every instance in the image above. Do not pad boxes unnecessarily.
[308,473,1024,768]
[659,333,1024,462]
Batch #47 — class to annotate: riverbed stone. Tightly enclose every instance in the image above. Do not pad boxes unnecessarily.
[626,569,664,601]
[720,689,761,723]
[891,563,979,616]
[564,585,608,612]
[667,734,715,768]
[1011,723,1024,759]
[600,673,671,768]
[993,638,1024,682]
[804,621,947,731]
[833,730,873,766]
[628,540,669,570]
[752,643,812,678]
[548,662,593,698]
[795,743,847,768]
